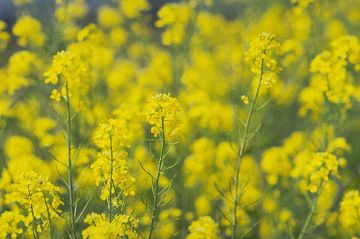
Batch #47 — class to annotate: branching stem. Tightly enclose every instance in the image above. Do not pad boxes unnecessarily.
[108,133,114,222]
[65,80,77,239]
[148,116,166,239]
[297,182,323,239]
[231,59,264,239]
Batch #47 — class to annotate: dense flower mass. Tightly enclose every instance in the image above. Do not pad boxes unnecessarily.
[244,32,282,87]
[186,216,219,239]
[155,3,192,45]
[0,0,359,238]
[144,93,183,138]
[44,50,88,88]
[91,119,135,201]
[299,35,360,118]
[339,190,360,235]
[82,213,139,238]
[12,16,45,47]
[4,171,63,235]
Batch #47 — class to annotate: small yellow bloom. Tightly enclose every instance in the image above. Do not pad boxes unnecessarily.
[241,95,249,104]
[50,89,61,101]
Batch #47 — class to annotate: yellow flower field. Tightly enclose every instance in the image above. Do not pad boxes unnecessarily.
[0,0,359,238]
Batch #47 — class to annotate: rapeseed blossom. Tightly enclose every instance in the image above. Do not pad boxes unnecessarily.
[244,32,282,87]
[339,190,360,235]
[0,1,359,238]
[91,119,135,201]
[4,171,62,236]
[44,50,89,108]
[82,213,139,238]
[12,16,45,47]
[156,3,192,45]
[144,93,182,138]
[186,216,219,239]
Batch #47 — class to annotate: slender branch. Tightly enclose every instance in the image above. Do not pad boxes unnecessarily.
[108,133,114,222]
[231,59,264,239]
[65,80,77,239]
[148,116,166,239]
[297,183,323,239]
[28,185,39,239]
[43,191,54,239]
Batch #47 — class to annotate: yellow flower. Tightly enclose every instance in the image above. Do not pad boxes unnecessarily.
[119,0,149,19]
[93,118,131,149]
[155,3,192,45]
[98,6,122,28]
[5,171,63,232]
[55,1,88,23]
[0,211,25,238]
[44,50,89,103]
[50,89,62,101]
[244,33,282,88]
[339,190,360,234]
[44,50,88,86]
[186,216,219,239]
[299,35,360,118]
[12,16,45,47]
[144,93,183,138]
[241,95,249,104]
[83,213,139,238]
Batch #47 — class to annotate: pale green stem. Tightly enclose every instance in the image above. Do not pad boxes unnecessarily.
[231,59,264,239]
[28,185,39,239]
[65,80,77,239]
[148,116,166,239]
[108,133,114,222]
[43,191,54,239]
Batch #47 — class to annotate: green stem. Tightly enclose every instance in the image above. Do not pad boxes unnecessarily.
[148,116,166,239]
[108,133,114,222]
[231,59,264,239]
[28,186,39,239]
[43,192,54,239]
[297,183,323,239]
[65,80,77,239]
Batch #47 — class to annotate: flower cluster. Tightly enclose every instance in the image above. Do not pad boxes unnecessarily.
[44,50,89,104]
[5,171,63,233]
[82,213,139,238]
[93,118,131,149]
[0,211,24,238]
[261,126,348,193]
[302,152,341,193]
[186,216,219,239]
[12,16,45,47]
[91,119,135,201]
[299,35,360,118]
[119,0,150,19]
[91,150,135,200]
[1,0,360,238]
[339,190,360,236]
[144,93,183,138]
[2,51,40,95]
[155,3,192,45]
[244,33,282,87]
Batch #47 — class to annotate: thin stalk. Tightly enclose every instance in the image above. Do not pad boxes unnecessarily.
[65,80,77,239]
[231,59,265,239]
[28,186,39,239]
[148,116,166,239]
[108,133,114,222]
[43,192,54,239]
[297,182,323,239]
